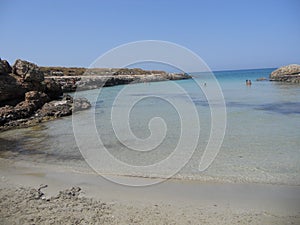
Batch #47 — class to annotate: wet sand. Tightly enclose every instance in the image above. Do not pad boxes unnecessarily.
[0,158,299,224]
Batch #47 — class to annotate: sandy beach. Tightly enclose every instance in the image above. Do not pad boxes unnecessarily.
[1,158,299,225]
[2,0,300,224]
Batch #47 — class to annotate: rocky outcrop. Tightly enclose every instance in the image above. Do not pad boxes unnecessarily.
[37,95,91,118]
[48,73,191,92]
[0,59,91,131]
[0,59,59,106]
[12,59,44,82]
[0,91,49,126]
[0,94,91,131]
[1,58,188,131]
[270,64,300,83]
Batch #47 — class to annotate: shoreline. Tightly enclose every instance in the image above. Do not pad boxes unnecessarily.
[0,158,299,224]
[0,58,191,132]
[45,73,191,92]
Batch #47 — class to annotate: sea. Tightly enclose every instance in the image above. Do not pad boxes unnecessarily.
[1,68,300,185]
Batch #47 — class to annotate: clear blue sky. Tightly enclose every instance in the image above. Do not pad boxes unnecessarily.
[1,0,299,70]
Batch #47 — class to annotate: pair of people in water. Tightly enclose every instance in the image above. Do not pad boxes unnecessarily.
[246,80,252,85]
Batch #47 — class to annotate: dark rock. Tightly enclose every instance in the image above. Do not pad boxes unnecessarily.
[0,91,50,125]
[0,74,25,105]
[0,59,63,107]
[0,59,90,131]
[43,78,63,99]
[270,64,300,83]
[12,59,44,82]
[25,91,48,101]
[25,91,50,108]
[0,59,12,75]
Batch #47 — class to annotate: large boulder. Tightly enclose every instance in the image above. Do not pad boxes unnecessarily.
[270,64,300,83]
[12,59,44,82]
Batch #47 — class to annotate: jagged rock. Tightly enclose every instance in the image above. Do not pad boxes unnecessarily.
[0,59,91,131]
[0,59,12,75]
[0,74,25,105]
[73,98,92,111]
[25,91,50,108]
[25,91,48,102]
[270,64,300,83]
[12,59,44,82]
[43,78,63,99]
[37,95,91,118]
[37,100,73,118]
[0,59,63,106]
[0,91,50,125]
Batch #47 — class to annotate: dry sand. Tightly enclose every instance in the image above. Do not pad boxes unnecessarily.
[0,158,299,225]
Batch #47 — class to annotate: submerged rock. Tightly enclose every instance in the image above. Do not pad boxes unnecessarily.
[270,64,300,83]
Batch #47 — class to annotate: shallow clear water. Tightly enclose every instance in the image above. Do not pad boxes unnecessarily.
[1,68,300,185]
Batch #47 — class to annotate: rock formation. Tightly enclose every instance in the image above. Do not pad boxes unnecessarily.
[12,59,44,82]
[0,58,188,131]
[270,64,300,83]
[37,95,91,118]
[0,59,63,106]
[0,59,91,131]
[47,72,191,92]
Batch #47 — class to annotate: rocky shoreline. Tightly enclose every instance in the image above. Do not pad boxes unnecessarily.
[0,59,190,131]
[44,67,191,92]
[0,59,91,131]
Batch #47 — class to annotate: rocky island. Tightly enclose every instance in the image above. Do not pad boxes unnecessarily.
[270,64,300,83]
[0,59,190,131]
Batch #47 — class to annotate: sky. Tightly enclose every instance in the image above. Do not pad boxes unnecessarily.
[0,0,299,71]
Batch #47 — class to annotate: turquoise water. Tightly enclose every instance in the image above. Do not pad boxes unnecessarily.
[1,68,300,185]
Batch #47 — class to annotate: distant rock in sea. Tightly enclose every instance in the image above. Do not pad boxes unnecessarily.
[270,64,300,83]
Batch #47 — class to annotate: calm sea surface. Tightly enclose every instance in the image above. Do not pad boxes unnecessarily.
[1,68,300,185]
